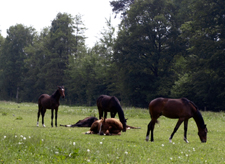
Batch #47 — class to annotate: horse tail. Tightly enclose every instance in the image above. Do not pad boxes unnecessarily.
[126,125,141,129]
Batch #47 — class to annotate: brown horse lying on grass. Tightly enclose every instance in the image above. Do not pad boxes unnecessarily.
[86,118,124,135]
[60,116,98,127]
[60,116,140,131]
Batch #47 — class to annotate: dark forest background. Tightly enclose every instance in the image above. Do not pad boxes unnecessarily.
[0,0,224,111]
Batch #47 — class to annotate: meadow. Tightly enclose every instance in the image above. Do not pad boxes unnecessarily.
[0,101,225,163]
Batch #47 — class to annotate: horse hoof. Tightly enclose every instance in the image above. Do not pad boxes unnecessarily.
[43,124,46,127]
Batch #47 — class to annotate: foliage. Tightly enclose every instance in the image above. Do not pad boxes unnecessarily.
[171,0,225,110]
[0,0,225,111]
[112,0,184,106]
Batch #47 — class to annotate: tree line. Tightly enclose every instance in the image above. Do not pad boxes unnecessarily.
[0,0,224,111]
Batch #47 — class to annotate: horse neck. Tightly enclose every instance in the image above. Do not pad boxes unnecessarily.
[192,110,205,130]
[116,104,125,123]
[51,90,61,101]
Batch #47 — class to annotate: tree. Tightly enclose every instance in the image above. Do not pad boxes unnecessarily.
[0,24,35,101]
[66,17,117,105]
[112,0,183,106]
[110,0,135,19]
[22,28,50,101]
[172,0,225,111]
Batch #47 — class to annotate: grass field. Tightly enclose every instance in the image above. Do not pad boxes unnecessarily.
[0,101,225,163]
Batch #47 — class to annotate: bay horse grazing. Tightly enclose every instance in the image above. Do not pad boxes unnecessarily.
[60,117,98,127]
[85,118,123,135]
[97,95,127,132]
[146,97,207,143]
[37,86,65,127]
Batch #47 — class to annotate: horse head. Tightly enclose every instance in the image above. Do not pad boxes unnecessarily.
[58,86,65,98]
[198,124,208,143]
[122,118,127,132]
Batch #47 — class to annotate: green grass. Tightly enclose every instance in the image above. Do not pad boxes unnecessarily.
[0,101,225,163]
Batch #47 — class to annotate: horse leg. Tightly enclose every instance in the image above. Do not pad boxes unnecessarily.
[55,108,58,127]
[37,107,41,127]
[98,109,103,119]
[169,118,184,143]
[183,120,189,143]
[111,112,116,118]
[51,109,54,127]
[103,111,107,120]
[41,109,46,127]
[146,119,156,142]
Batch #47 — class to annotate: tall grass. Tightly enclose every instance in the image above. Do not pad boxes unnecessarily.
[0,101,224,163]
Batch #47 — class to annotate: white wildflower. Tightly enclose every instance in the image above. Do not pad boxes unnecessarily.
[87,149,90,152]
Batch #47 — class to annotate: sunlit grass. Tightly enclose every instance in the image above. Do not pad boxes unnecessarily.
[0,101,224,163]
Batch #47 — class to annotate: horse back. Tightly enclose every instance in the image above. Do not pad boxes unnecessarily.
[105,118,123,130]
[38,94,58,109]
[149,98,193,119]
[97,95,118,112]
[74,117,98,127]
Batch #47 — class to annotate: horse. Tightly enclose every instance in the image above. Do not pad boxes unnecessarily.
[60,116,140,129]
[97,95,127,132]
[60,116,98,127]
[85,118,123,135]
[37,86,65,127]
[145,97,207,143]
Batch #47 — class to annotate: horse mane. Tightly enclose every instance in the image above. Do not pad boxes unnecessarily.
[181,98,191,106]
[51,89,60,99]
[181,98,199,110]
[182,98,205,129]
[112,97,126,124]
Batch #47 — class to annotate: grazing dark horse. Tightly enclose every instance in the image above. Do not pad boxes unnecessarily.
[37,86,65,127]
[97,95,127,132]
[146,97,207,143]
[60,116,98,127]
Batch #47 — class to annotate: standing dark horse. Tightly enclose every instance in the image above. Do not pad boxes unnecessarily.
[146,97,207,143]
[37,86,65,127]
[97,95,127,132]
